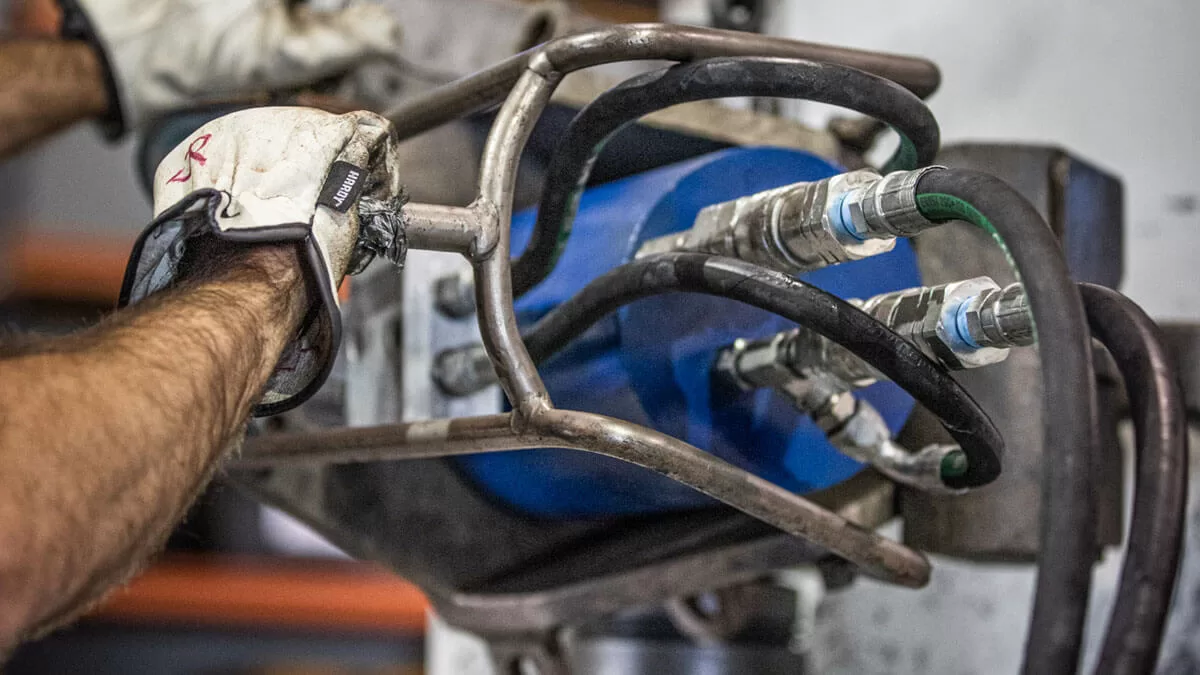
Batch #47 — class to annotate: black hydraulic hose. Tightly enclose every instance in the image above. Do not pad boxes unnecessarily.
[1080,283,1188,675]
[914,169,1099,675]
[511,56,942,297]
[522,253,1003,490]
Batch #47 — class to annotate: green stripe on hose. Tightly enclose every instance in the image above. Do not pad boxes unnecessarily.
[882,133,920,173]
[915,191,1035,336]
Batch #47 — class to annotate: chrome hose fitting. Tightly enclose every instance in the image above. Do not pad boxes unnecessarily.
[861,277,1032,370]
[962,282,1034,350]
[636,167,948,276]
[636,169,894,273]
[828,166,944,241]
[713,328,880,411]
[818,396,966,495]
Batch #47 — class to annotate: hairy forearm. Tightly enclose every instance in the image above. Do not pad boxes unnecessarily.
[0,246,305,653]
[0,40,109,158]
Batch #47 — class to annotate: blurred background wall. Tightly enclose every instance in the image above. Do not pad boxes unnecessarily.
[664,0,1200,320]
[7,0,1190,317]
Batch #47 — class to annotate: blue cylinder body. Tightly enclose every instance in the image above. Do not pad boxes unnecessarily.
[455,148,922,517]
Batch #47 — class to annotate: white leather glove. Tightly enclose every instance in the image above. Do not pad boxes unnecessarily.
[58,0,404,137]
[121,107,406,416]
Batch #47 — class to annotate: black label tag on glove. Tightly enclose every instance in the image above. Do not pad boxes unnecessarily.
[318,161,367,213]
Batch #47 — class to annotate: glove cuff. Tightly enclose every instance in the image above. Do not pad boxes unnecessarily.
[119,189,343,417]
[57,0,128,139]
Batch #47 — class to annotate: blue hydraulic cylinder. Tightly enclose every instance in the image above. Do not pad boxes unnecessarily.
[455,148,922,517]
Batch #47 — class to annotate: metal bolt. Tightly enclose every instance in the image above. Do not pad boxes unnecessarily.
[434,269,476,318]
[432,343,498,397]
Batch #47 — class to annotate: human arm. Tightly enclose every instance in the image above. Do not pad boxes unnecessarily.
[0,39,108,157]
[0,0,403,158]
[0,106,404,654]
[0,244,305,655]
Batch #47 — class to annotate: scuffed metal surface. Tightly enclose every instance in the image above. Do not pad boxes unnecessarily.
[810,426,1200,675]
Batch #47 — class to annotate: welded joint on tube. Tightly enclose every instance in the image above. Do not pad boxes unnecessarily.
[527,49,564,78]
[466,198,502,261]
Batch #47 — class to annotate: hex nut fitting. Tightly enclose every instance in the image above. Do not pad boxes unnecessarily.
[862,276,1012,370]
[836,166,944,241]
[968,283,1034,348]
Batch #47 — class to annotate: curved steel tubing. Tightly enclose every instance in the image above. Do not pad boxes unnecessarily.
[246,25,939,588]
[528,408,930,588]
[474,67,557,410]
[383,23,942,140]
[237,410,930,588]
[237,414,533,466]
[418,24,947,415]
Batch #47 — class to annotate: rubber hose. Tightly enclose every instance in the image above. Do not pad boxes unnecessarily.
[916,169,1098,675]
[522,253,1002,490]
[1080,283,1187,675]
[512,56,941,297]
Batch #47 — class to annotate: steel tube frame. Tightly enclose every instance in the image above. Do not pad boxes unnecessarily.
[383,24,941,141]
[239,409,928,587]
[240,24,935,588]
[402,202,480,254]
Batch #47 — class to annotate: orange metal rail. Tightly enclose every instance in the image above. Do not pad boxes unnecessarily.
[3,231,129,304]
[92,555,430,634]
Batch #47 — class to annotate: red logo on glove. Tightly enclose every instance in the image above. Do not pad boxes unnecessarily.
[167,134,213,184]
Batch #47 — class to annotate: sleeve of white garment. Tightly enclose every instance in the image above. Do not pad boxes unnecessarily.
[57,0,404,137]
[119,107,406,416]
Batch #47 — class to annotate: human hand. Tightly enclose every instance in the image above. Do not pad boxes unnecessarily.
[121,106,405,415]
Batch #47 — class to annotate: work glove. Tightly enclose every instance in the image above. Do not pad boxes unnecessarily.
[57,0,405,138]
[119,107,407,416]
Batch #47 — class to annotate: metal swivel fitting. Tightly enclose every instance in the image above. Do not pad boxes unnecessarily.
[713,336,968,494]
[636,169,894,273]
[826,166,944,242]
[636,167,947,276]
[960,282,1034,351]
[815,395,967,495]
[713,328,880,411]
[861,277,1033,370]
